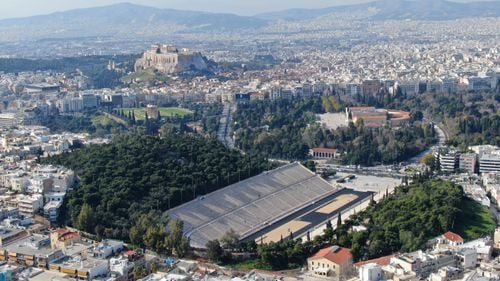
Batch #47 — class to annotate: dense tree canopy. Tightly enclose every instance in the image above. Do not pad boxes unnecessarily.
[334,179,474,260]
[304,121,436,166]
[39,112,124,135]
[362,90,499,147]
[454,115,499,146]
[44,133,268,241]
[234,98,436,165]
[234,98,323,160]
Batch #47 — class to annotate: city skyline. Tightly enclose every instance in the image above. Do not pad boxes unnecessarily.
[0,0,498,19]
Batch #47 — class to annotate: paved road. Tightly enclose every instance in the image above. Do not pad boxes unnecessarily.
[407,122,447,164]
[101,111,131,128]
[317,163,406,179]
[216,103,236,148]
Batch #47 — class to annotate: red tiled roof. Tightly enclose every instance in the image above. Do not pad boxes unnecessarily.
[59,232,79,241]
[312,148,337,153]
[52,228,80,241]
[443,231,464,242]
[124,250,137,256]
[354,255,393,267]
[53,228,68,234]
[349,107,375,110]
[309,246,352,265]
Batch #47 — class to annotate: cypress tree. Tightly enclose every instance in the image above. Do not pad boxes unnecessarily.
[337,212,342,229]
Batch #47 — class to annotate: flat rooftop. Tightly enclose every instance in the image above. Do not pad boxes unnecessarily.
[28,270,70,281]
[0,227,26,240]
[4,234,56,257]
[51,256,108,270]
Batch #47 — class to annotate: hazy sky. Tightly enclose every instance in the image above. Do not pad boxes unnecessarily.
[0,0,495,19]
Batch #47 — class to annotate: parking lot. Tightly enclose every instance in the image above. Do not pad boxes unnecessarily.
[328,172,402,194]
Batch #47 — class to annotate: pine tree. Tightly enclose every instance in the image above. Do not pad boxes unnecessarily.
[144,112,150,134]
[369,193,376,206]
[324,220,334,240]
[77,203,95,233]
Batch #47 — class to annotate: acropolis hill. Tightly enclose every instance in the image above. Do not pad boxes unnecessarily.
[134,44,208,74]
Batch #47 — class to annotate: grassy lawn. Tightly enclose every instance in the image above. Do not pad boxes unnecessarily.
[452,197,496,240]
[121,107,193,120]
[92,115,118,127]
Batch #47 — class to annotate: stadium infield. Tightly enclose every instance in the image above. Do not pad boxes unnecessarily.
[243,188,373,244]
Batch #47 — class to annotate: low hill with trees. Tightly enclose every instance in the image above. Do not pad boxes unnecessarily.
[43,134,268,244]
[0,54,137,89]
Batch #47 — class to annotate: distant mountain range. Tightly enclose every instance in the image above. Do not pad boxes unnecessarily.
[256,0,500,21]
[0,1,499,41]
[0,3,267,41]
[0,3,266,30]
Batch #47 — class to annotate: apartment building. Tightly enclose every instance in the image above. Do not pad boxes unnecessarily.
[479,153,500,174]
[308,246,353,278]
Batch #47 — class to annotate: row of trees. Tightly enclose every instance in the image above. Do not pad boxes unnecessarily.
[187,103,223,136]
[44,133,269,242]
[114,109,137,125]
[111,104,223,137]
